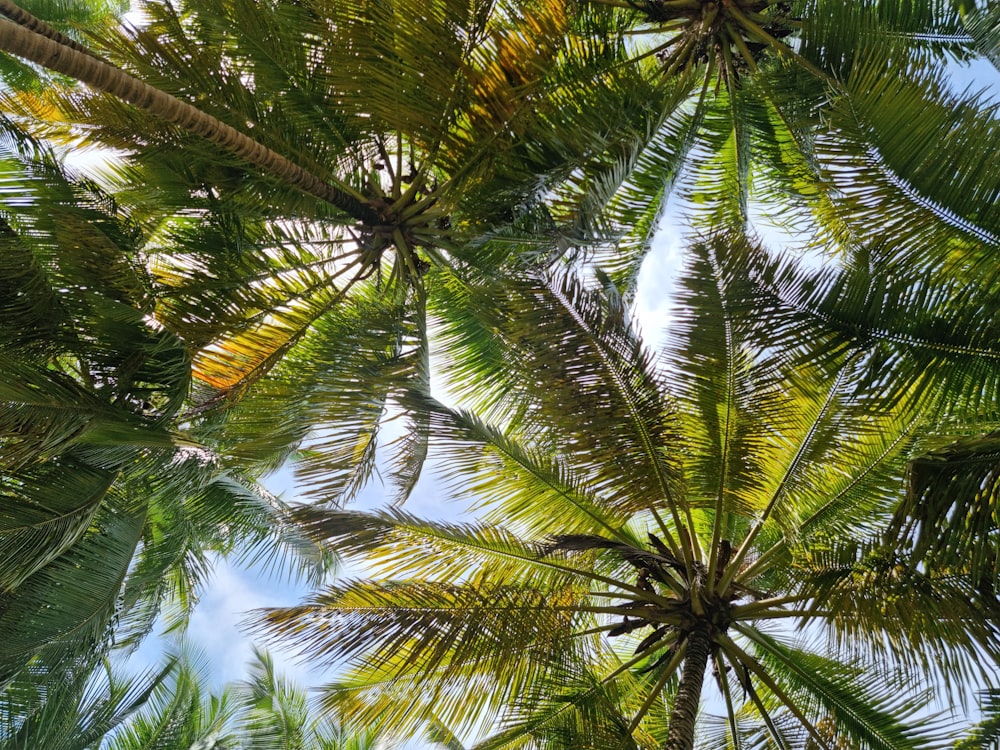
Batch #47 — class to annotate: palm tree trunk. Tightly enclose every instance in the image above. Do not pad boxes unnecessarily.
[664,626,711,750]
[0,16,379,224]
[0,0,96,57]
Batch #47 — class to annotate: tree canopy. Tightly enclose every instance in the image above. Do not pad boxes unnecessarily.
[0,0,1000,747]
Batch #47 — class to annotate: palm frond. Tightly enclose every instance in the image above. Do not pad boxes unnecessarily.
[258,576,588,736]
[102,647,238,750]
[0,458,115,592]
[790,539,1000,700]
[956,689,1000,750]
[889,430,1000,580]
[0,657,171,750]
[739,628,947,750]
[192,280,427,504]
[0,501,145,689]
[806,50,1000,280]
[962,4,1000,72]
[436,267,685,529]
[393,390,643,541]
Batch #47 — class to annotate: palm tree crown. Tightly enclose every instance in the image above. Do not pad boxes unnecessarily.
[0,128,330,721]
[255,232,1000,749]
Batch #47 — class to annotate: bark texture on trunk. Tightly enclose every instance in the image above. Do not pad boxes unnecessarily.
[0,17,378,223]
[0,0,96,58]
[664,626,711,750]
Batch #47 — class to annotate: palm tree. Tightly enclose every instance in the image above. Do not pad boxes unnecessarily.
[0,0,992,408]
[0,127,331,713]
[2,0,1000,741]
[255,232,1000,749]
[479,0,1000,296]
[0,124,185,680]
[232,648,381,750]
[100,647,380,750]
[0,0,669,503]
[0,655,171,750]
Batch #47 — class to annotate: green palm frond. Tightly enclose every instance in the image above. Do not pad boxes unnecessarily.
[0,657,172,750]
[956,690,1000,750]
[889,431,1000,579]
[435,267,685,529]
[788,539,1000,698]
[103,648,238,750]
[740,630,947,750]
[962,4,1000,71]
[0,138,195,688]
[285,505,642,594]
[0,458,115,592]
[233,647,311,750]
[0,500,145,689]
[0,128,331,717]
[0,142,190,422]
[114,452,333,646]
[805,54,1000,279]
[258,576,582,676]
[474,653,654,750]
[529,67,701,292]
[72,646,384,750]
[395,394,644,541]
[262,577,589,737]
[190,280,420,500]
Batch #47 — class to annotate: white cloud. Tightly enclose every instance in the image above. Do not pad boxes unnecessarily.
[185,555,332,688]
[634,227,684,352]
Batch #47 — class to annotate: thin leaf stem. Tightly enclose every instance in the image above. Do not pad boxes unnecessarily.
[588,589,680,606]
[720,351,861,594]
[733,657,790,750]
[719,632,831,749]
[568,604,682,625]
[374,135,397,192]
[390,514,666,600]
[624,22,689,35]
[726,24,760,75]
[729,594,808,618]
[715,650,743,750]
[725,4,829,81]
[660,36,697,80]
[706,223,738,586]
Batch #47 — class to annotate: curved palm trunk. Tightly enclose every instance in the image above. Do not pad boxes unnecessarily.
[0,15,379,224]
[0,0,96,57]
[664,626,711,750]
